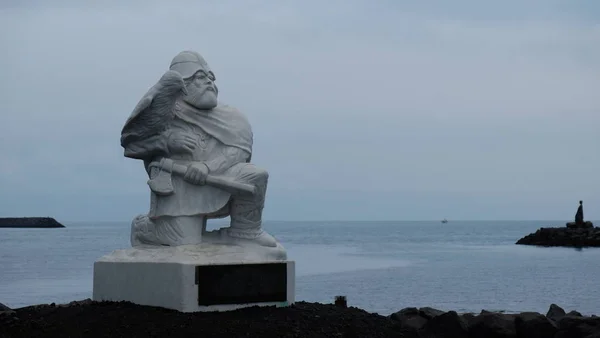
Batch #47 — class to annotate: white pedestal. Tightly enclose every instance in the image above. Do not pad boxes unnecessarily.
[92,243,295,313]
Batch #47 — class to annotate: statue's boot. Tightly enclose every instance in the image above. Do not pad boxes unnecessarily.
[131,214,203,246]
[224,226,278,248]
[130,214,160,246]
[221,193,278,247]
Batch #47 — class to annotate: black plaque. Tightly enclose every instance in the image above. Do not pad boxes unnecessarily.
[196,263,287,306]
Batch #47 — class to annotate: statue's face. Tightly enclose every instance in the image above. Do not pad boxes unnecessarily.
[182,69,218,110]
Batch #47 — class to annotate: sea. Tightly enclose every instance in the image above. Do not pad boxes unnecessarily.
[1,220,599,316]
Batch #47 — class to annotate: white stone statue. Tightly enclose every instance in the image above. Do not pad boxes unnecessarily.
[120,50,280,252]
[93,54,293,311]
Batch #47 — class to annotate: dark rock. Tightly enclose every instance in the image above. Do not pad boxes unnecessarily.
[397,314,427,331]
[555,315,600,338]
[460,313,476,327]
[334,295,347,308]
[59,299,93,308]
[480,309,507,315]
[390,307,419,320]
[516,227,600,248]
[468,312,516,338]
[398,307,420,316]
[0,302,16,323]
[547,304,567,322]
[403,315,428,331]
[568,310,584,317]
[419,311,468,338]
[0,315,19,328]
[515,312,557,338]
[0,310,16,317]
[390,307,428,332]
[4,299,600,338]
[0,301,406,338]
[0,217,65,228]
[567,221,594,229]
[0,304,18,328]
[419,306,445,319]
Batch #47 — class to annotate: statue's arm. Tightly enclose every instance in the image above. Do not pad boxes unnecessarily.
[123,131,170,160]
[202,146,251,173]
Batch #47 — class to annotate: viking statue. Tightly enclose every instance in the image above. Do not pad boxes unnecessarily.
[120,51,277,248]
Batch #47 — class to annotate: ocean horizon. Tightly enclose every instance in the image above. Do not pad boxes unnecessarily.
[1,220,599,316]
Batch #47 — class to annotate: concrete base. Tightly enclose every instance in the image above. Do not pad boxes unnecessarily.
[92,244,295,313]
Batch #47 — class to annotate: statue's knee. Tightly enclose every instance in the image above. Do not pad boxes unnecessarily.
[237,165,269,188]
[242,164,267,179]
[255,168,269,182]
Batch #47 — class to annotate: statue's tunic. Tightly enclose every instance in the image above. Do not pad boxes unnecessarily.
[122,99,258,219]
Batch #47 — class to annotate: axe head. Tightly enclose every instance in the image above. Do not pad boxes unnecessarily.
[147,159,175,196]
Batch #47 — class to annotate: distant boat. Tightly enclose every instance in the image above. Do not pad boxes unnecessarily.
[441,219,448,224]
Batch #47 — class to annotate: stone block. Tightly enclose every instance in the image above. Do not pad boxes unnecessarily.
[93,245,294,313]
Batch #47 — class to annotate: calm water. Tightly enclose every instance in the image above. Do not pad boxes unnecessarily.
[1,220,599,315]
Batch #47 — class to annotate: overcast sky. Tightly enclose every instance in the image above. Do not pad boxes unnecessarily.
[0,0,599,222]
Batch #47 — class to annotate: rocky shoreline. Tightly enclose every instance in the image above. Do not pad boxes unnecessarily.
[516,226,600,248]
[1,300,599,337]
[0,217,65,229]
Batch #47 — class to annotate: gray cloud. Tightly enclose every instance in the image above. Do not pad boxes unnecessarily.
[1,0,598,221]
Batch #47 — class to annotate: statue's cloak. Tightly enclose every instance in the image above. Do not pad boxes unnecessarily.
[172,101,253,155]
[120,83,255,218]
[121,78,253,155]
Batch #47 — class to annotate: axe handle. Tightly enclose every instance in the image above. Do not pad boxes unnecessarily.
[171,163,256,195]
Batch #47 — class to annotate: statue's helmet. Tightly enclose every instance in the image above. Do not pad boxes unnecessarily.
[169,51,211,79]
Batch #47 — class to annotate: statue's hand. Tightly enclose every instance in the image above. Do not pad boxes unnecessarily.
[184,163,209,185]
[167,132,196,154]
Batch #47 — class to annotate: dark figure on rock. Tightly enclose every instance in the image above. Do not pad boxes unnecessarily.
[576,200,584,225]
[566,200,593,229]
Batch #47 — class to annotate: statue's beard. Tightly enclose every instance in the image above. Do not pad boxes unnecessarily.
[182,86,218,110]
